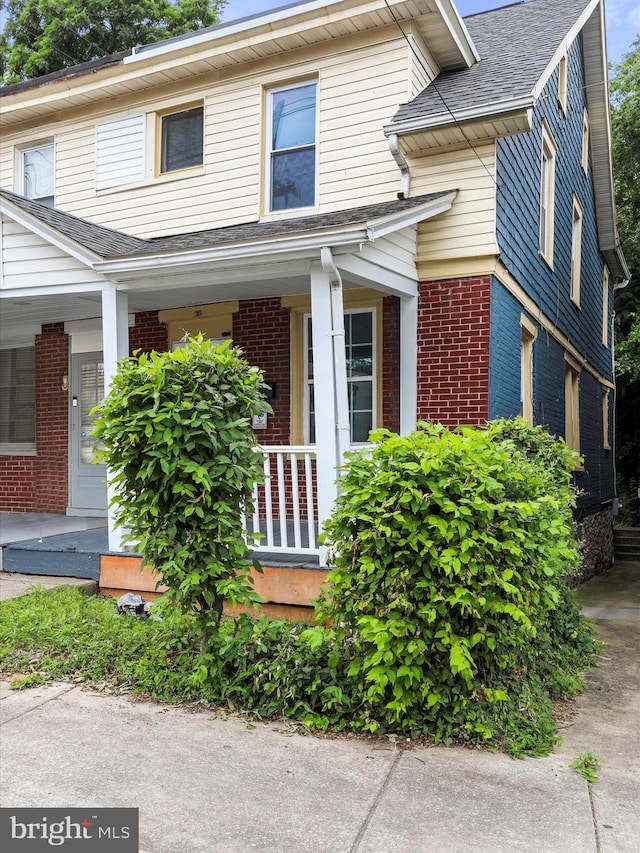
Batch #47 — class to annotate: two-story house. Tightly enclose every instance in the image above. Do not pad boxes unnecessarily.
[0,0,628,588]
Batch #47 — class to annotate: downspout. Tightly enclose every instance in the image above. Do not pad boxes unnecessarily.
[388,133,410,198]
[611,275,630,520]
[320,246,351,461]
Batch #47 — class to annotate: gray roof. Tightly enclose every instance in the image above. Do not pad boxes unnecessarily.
[392,0,593,126]
[0,188,453,259]
[0,189,147,256]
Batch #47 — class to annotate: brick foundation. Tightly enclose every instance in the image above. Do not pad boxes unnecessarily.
[416,277,491,427]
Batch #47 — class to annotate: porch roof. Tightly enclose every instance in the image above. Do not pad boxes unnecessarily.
[0,189,455,261]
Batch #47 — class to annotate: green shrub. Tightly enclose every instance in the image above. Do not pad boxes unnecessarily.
[315,420,596,753]
[92,335,269,641]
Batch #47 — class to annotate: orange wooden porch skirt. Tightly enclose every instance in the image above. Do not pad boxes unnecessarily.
[99,554,329,623]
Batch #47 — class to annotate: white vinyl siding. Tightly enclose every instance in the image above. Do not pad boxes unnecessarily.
[1,29,407,237]
[0,219,105,289]
[411,143,497,265]
[95,114,145,190]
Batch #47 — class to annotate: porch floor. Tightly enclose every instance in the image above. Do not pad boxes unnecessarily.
[0,513,320,580]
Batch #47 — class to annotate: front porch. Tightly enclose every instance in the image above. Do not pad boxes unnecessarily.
[0,499,329,621]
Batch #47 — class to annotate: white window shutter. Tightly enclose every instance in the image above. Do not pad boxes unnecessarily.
[95,114,145,190]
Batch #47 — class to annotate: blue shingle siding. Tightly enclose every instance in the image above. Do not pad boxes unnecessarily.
[495,35,612,382]
[576,371,615,512]
[488,280,614,509]
[489,278,523,419]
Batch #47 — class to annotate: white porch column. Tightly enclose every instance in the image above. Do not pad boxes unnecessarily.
[400,293,418,435]
[102,286,129,552]
[310,257,348,564]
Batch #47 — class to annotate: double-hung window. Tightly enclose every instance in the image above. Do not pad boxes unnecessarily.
[18,141,54,207]
[304,308,375,443]
[565,357,581,457]
[159,105,204,174]
[0,346,36,454]
[571,195,583,306]
[539,122,556,266]
[267,82,317,212]
[520,316,537,424]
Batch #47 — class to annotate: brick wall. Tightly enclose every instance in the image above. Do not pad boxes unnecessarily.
[416,277,491,427]
[129,311,167,354]
[34,323,69,513]
[382,296,400,433]
[0,456,37,511]
[232,298,291,445]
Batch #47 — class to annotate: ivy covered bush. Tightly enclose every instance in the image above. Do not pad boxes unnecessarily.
[314,419,596,754]
[92,336,269,642]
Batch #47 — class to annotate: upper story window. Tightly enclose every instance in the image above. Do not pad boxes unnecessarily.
[267,81,317,212]
[558,54,568,115]
[0,346,36,455]
[539,121,557,267]
[17,141,54,207]
[571,195,583,306]
[159,105,204,174]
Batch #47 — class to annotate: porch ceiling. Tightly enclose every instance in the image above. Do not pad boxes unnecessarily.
[0,270,370,347]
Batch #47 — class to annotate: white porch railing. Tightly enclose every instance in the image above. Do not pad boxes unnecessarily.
[243,445,320,556]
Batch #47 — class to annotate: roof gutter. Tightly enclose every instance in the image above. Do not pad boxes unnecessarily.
[384,95,534,137]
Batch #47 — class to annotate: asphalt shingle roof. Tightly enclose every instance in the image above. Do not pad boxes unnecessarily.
[0,189,453,260]
[0,189,148,256]
[392,0,594,126]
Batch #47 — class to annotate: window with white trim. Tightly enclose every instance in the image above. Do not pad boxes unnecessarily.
[571,195,583,306]
[558,54,568,115]
[539,122,557,266]
[304,308,375,443]
[565,360,580,454]
[16,141,54,207]
[520,316,537,424]
[0,346,36,454]
[602,388,610,450]
[267,81,317,212]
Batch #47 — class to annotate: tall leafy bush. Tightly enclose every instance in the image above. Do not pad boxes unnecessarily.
[316,420,594,752]
[92,336,269,641]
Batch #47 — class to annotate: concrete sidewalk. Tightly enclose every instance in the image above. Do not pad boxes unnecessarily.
[0,562,638,853]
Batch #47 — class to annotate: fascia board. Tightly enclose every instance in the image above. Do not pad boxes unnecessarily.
[0,200,102,267]
[383,96,534,136]
[432,0,480,66]
[94,229,371,277]
[531,0,601,101]
[124,0,478,68]
[366,190,457,239]
[94,195,457,279]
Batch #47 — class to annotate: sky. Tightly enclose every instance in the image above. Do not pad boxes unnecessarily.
[219,0,640,66]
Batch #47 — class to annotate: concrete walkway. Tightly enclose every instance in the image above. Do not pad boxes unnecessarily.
[0,562,638,852]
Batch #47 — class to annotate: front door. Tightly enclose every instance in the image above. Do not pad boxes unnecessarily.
[69,353,107,513]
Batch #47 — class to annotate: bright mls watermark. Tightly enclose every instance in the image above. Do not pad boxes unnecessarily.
[0,808,138,850]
